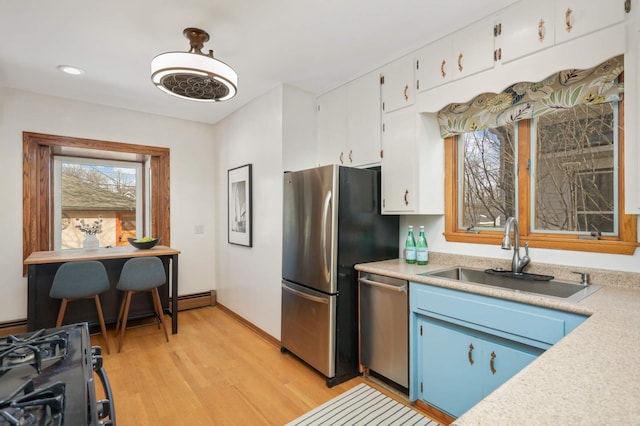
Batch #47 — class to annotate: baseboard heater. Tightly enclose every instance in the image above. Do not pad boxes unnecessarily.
[170,290,217,311]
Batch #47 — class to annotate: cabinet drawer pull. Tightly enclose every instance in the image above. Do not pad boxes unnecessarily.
[348,149,353,163]
[565,8,573,32]
[468,343,475,365]
[403,84,409,101]
[538,19,545,42]
[490,351,497,374]
[458,53,463,72]
[339,152,344,164]
[441,59,447,78]
[404,190,409,206]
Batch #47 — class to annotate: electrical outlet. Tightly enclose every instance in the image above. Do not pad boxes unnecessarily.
[194,225,204,234]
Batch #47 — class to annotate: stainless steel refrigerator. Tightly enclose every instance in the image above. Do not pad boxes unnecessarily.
[281,164,398,387]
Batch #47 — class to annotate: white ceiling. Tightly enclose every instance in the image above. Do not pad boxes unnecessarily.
[0,0,518,125]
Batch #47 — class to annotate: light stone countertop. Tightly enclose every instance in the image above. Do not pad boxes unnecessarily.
[355,253,640,425]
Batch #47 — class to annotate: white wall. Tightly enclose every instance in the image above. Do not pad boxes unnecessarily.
[0,87,217,322]
[212,86,284,339]
[282,85,317,172]
[212,84,316,340]
[400,215,640,274]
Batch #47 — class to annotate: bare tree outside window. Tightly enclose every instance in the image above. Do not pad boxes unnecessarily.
[534,103,616,234]
[446,91,634,254]
[460,126,516,229]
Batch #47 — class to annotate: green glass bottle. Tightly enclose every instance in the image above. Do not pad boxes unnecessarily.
[416,225,429,265]
[405,225,416,264]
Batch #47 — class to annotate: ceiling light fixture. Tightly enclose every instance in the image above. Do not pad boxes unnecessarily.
[58,65,85,76]
[151,27,238,102]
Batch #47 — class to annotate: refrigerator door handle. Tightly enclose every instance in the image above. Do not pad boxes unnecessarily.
[321,190,332,284]
[282,282,330,304]
[358,278,408,293]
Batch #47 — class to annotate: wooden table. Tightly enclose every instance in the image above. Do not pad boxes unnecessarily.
[24,245,180,334]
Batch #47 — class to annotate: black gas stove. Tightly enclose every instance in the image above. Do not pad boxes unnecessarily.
[0,323,115,426]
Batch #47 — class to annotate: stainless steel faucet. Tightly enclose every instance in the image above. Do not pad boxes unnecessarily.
[501,217,530,274]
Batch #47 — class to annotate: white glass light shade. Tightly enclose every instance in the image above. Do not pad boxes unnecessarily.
[151,51,238,102]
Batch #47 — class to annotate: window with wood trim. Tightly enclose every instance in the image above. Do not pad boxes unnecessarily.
[444,100,637,255]
[23,132,171,273]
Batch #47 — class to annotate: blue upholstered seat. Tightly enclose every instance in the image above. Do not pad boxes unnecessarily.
[115,256,169,352]
[117,257,166,291]
[49,260,111,354]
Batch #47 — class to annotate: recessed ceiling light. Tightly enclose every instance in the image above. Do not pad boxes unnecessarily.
[58,65,85,76]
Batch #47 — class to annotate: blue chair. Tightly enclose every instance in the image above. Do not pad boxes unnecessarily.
[115,257,169,352]
[50,260,111,354]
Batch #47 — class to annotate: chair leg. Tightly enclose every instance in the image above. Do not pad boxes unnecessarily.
[93,295,110,355]
[117,291,133,353]
[149,290,161,330]
[151,287,170,342]
[55,299,68,327]
[114,291,127,338]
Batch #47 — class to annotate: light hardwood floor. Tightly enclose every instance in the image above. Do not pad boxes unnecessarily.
[92,306,433,425]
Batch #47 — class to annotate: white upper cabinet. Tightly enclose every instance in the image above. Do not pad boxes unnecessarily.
[381,108,444,215]
[416,37,453,91]
[497,0,626,63]
[317,86,347,166]
[381,55,415,113]
[452,15,497,80]
[317,71,381,167]
[497,0,556,64]
[416,15,496,92]
[346,71,382,167]
[555,0,627,44]
[381,106,417,213]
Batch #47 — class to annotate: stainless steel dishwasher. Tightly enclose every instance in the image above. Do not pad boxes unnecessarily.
[358,272,408,389]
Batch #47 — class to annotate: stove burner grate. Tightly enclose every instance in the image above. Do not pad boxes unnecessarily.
[0,330,68,376]
[0,380,65,426]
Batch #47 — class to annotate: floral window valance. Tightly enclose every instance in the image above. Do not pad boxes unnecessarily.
[437,55,624,138]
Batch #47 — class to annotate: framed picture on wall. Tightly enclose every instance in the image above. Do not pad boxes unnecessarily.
[228,164,252,247]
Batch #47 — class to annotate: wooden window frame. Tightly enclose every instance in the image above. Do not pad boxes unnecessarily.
[444,101,637,255]
[23,132,171,273]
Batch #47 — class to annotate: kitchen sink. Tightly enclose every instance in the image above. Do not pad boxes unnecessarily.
[420,266,602,302]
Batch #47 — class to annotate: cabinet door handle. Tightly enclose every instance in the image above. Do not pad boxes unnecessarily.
[403,84,409,101]
[565,8,573,33]
[490,351,497,375]
[441,59,447,78]
[458,53,464,72]
[538,19,545,42]
[404,190,409,206]
[468,343,475,365]
[339,152,344,164]
[348,150,353,163]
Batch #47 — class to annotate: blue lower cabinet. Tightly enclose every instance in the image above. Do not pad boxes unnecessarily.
[417,317,482,417]
[409,282,586,418]
[416,317,542,418]
[483,338,541,397]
